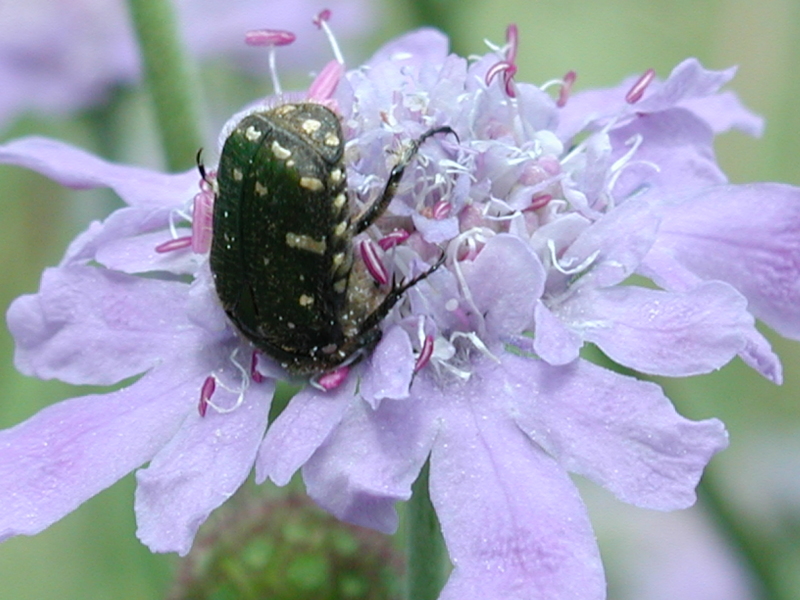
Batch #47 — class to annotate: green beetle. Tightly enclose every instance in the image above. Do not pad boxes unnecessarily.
[209,102,452,376]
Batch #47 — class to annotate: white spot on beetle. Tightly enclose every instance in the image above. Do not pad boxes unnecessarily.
[272,140,292,159]
[301,119,322,135]
[299,294,314,307]
[255,181,268,196]
[286,232,327,254]
[333,193,347,210]
[324,132,340,147]
[233,168,243,181]
[330,168,343,184]
[245,126,262,141]
[300,177,324,191]
[334,220,348,237]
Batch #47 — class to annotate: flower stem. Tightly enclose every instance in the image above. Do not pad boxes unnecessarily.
[406,460,447,600]
[698,465,789,600]
[126,0,204,171]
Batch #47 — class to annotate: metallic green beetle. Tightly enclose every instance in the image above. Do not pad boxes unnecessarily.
[209,102,452,376]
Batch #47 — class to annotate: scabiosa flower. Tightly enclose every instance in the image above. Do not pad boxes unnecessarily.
[0,0,374,129]
[2,22,798,599]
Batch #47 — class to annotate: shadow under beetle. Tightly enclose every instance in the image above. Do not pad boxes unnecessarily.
[209,101,455,376]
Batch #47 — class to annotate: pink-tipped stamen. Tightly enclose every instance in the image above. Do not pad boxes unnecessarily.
[524,193,553,212]
[359,239,389,285]
[313,9,332,27]
[378,229,410,250]
[191,189,214,254]
[155,236,192,253]
[245,29,295,95]
[245,29,296,47]
[486,61,517,97]
[414,335,434,373]
[505,23,519,64]
[317,366,349,390]
[557,70,577,108]
[314,9,344,65]
[308,59,344,102]
[626,68,655,104]
[198,376,216,417]
[432,200,452,220]
[250,351,264,383]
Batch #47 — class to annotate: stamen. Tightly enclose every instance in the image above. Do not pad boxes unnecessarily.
[313,366,350,391]
[191,188,214,254]
[557,71,577,108]
[308,59,344,102]
[523,193,553,212]
[202,348,250,415]
[505,23,519,64]
[198,376,216,417]
[626,68,655,104]
[245,28,296,95]
[485,61,517,97]
[414,335,435,372]
[314,9,344,65]
[250,351,265,383]
[432,200,452,220]
[359,239,389,285]
[155,236,192,253]
[546,239,600,275]
[378,229,410,250]
[244,29,296,47]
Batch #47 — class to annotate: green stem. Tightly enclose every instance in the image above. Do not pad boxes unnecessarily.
[698,465,788,600]
[126,0,204,171]
[406,461,447,600]
[404,0,470,56]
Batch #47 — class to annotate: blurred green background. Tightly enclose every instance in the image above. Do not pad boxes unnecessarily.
[1,0,799,598]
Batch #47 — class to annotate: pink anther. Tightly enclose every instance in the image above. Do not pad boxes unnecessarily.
[524,194,553,212]
[245,29,296,47]
[432,200,452,220]
[155,236,192,253]
[313,9,332,27]
[308,59,344,102]
[198,376,216,417]
[191,189,214,254]
[414,335,435,373]
[250,352,264,383]
[557,71,577,108]
[359,239,389,285]
[626,68,655,104]
[317,366,349,390]
[505,24,519,64]
[378,229,411,251]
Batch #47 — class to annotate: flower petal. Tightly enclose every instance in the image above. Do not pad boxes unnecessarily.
[302,390,438,534]
[0,365,199,541]
[610,108,727,203]
[0,136,196,208]
[359,325,415,407]
[461,234,545,339]
[255,377,355,486]
[494,354,728,509]
[430,386,604,600]
[533,301,581,365]
[134,381,274,555]
[645,183,800,339]
[562,281,753,377]
[7,266,209,385]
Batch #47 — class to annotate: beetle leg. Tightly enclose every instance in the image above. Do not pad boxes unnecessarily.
[354,126,458,233]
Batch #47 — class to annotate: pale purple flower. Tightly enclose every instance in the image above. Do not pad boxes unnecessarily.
[2,25,798,599]
[0,0,374,129]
